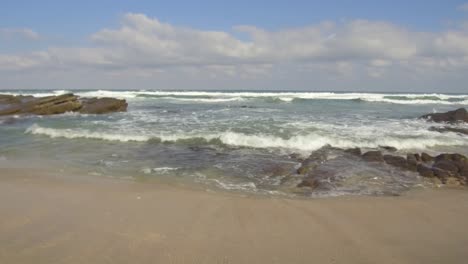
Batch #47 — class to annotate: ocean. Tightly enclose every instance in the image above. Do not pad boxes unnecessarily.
[1,90,467,197]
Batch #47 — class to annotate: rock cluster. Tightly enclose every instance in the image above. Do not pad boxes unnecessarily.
[294,145,468,189]
[357,150,467,186]
[0,94,127,116]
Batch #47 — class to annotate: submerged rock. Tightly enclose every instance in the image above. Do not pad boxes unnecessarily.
[420,108,468,123]
[383,155,408,169]
[344,147,362,156]
[429,126,468,136]
[362,151,384,162]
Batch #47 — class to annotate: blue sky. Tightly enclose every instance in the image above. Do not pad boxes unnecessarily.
[1,1,468,92]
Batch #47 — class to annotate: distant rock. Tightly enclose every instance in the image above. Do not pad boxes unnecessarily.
[0,93,127,116]
[420,108,468,123]
[79,97,127,114]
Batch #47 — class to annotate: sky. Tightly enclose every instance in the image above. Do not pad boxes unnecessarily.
[1,0,468,92]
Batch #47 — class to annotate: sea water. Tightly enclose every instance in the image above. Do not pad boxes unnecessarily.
[1,90,467,197]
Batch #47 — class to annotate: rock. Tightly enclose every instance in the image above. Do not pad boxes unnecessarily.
[417,164,434,178]
[433,160,459,176]
[445,177,463,187]
[421,153,434,163]
[28,94,82,115]
[263,164,294,177]
[429,126,468,136]
[297,178,320,189]
[435,153,467,163]
[420,108,468,123]
[79,98,128,114]
[344,147,361,156]
[383,155,408,169]
[406,154,419,171]
[432,168,451,183]
[379,146,397,152]
[0,93,128,116]
[362,151,384,162]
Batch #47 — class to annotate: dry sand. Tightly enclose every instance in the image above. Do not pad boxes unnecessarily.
[1,168,468,264]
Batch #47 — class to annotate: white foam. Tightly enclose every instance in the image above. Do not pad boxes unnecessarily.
[25,124,468,152]
[4,90,467,105]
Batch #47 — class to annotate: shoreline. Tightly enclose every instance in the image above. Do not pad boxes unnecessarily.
[1,168,468,263]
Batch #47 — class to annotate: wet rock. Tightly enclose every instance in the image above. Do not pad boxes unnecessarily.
[383,155,408,169]
[362,151,384,162]
[445,177,463,187]
[297,178,320,189]
[435,153,467,163]
[79,97,128,114]
[420,108,468,123]
[421,152,434,163]
[406,154,420,171]
[263,164,294,177]
[429,126,468,136]
[344,148,361,156]
[433,160,459,176]
[379,146,397,152]
[433,168,451,183]
[417,164,434,178]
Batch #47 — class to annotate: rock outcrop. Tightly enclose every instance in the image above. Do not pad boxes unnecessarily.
[79,98,127,114]
[0,94,127,116]
[420,108,468,123]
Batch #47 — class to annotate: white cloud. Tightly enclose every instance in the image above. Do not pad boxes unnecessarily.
[0,28,40,40]
[1,13,468,91]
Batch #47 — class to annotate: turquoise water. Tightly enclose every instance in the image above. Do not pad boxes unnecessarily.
[1,90,467,197]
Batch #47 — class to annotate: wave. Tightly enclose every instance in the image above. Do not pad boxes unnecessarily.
[25,124,468,152]
[4,89,467,105]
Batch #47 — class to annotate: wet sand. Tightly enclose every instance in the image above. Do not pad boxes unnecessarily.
[1,168,468,264]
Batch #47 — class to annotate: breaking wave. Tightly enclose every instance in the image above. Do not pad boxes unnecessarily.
[25,124,468,152]
[4,90,467,105]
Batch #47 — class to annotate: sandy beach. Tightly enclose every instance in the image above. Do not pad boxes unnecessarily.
[0,168,467,264]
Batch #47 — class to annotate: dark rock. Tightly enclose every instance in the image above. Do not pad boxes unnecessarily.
[297,177,320,189]
[406,154,419,171]
[379,146,397,152]
[433,160,459,176]
[344,148,361,156]
[79,98,127,114]
[435,153,467,163]
[362,151,384,162]
[263,164,294,177]
[433,168,451,183]
[420,108,468,123]
[383,155,408,169]
[429,126,468,136]
[421,153,434,163]
[417,164,434,178]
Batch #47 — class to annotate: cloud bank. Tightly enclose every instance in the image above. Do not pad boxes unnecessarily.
[1,13,468,92]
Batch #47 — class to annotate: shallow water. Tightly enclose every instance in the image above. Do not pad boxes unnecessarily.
[1,90,467,197]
